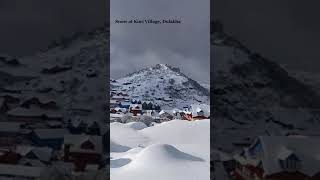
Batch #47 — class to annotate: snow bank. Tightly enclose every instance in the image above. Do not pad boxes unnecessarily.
[110,119,210,180]
[110,122,150,149]
[110,140,131,153]
[125,122,147,130]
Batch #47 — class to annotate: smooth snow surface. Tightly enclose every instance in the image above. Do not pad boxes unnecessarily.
[110,120,210,180]
[125,122,148,130]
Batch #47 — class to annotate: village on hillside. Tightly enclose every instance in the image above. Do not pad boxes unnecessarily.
[0,24,111,179]
[109,70,211,180]
[0,93,108,180]
[109,89,210,124]
[213,135,320,180]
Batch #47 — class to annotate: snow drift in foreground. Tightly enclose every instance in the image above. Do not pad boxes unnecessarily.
[110,120,210,180]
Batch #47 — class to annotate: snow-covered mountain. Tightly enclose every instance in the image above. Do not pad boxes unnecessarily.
[0,26,108,123]
[212,21,320,152]
[111,64,210,109]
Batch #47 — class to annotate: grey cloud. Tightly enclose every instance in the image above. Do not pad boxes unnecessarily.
[0,0,106,56]
[111,0,210,84]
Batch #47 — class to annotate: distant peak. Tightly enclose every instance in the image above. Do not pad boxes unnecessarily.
[152,64,180,72]
[122,63,184,80]
[154,64,169,69]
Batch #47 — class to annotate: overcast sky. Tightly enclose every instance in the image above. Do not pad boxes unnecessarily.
[0,0,106,57]
[111,0,210,84]
[213,0,320,74]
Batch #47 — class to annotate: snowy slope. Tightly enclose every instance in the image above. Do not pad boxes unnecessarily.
[0,26,108,123]
[290,71,320,93]
[110,120,210,180]
[212,21,320,152]
[112,64,210,109]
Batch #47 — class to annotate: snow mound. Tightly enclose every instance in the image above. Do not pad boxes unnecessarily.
[110,120,210,180]
[110,158,132,168]
[141,120,210,146]
[110,140,131,153]
[110,122,150,148]
[131,144,204,164]
[125,122,147,130]
[111,144,209,180]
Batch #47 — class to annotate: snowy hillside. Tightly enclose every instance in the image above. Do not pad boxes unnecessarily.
[290,70,320,93]
[111,64,210,109]
[0,28,110,179]
[110,120,210,180]
[0,27,108,123]
[212,21,320,152]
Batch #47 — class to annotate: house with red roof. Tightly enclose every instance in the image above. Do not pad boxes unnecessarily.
[233,136,320,180]
[63,135,102,171]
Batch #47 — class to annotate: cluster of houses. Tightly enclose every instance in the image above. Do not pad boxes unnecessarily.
[0,94,107,179]
[110,91,210,122]
[214,136,320,180]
